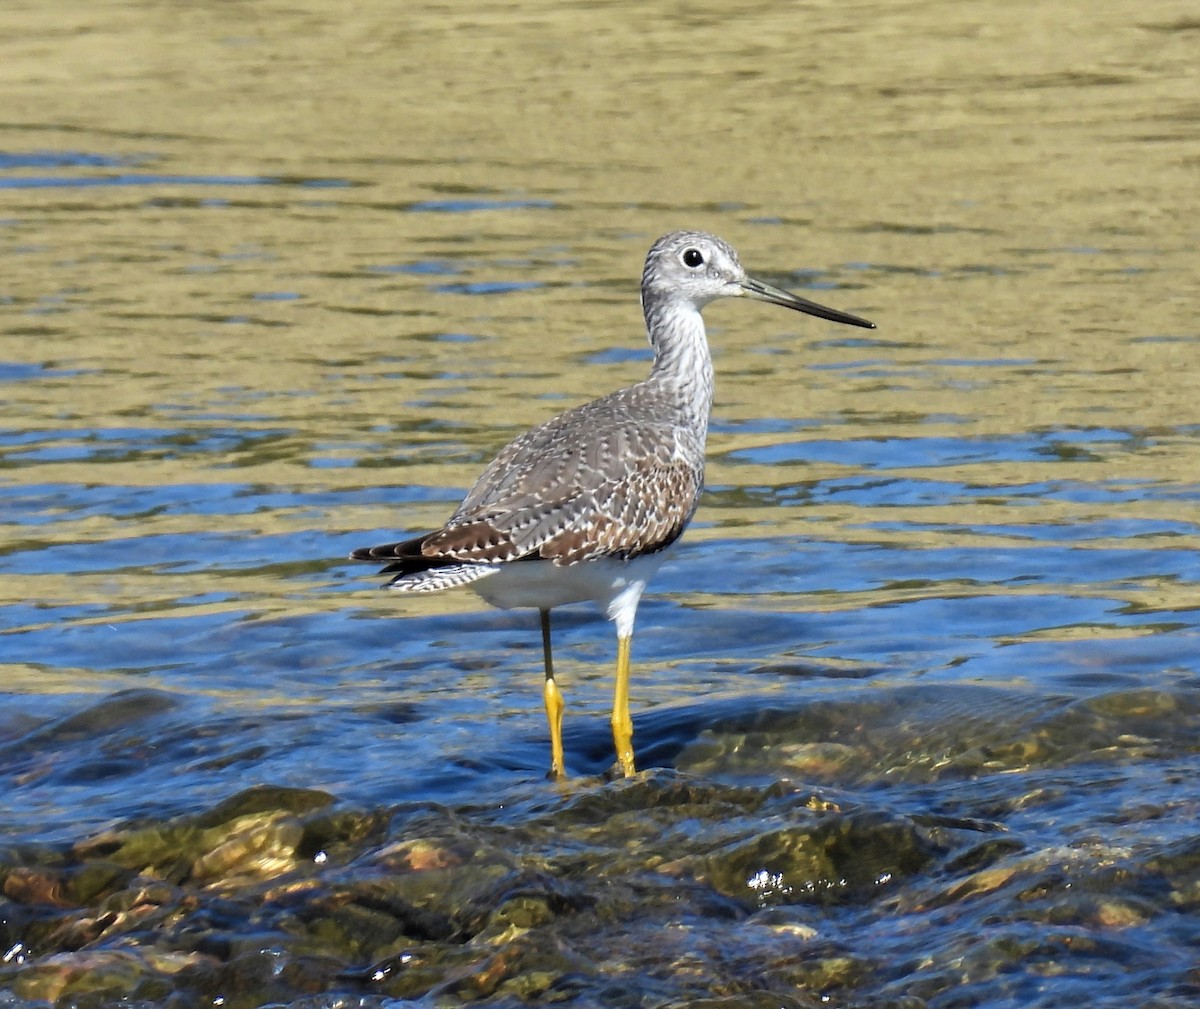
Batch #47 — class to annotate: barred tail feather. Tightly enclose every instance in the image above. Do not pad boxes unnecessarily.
[385,564,499,593]
[350,534,500,594]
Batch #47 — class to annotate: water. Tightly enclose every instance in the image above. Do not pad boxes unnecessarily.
[1,0,1198,1006]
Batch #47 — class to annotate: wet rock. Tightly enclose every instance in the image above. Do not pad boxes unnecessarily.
[1145,834,1200,912]
[2,711,1199,1008]
[192,785,335,829]
[69,786,333,886]
[7,948,208,1004]
[681,810,939,908]
[191,812,305,883]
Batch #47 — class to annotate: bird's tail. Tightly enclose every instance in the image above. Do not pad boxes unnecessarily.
[350,536,499,593]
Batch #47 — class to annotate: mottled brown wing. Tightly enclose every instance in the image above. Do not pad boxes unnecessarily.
[537,456,701,564]
[417,520,522,562]
[358,383,702,568]
[434,384,703,563]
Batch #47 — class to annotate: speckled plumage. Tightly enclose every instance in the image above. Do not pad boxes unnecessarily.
[351,230,874,778]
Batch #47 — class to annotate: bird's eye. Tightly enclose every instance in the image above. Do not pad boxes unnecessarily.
[681,248,705,269]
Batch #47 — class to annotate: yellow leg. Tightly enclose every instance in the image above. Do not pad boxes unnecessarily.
[541,610,566,779]
[611,634,636,777]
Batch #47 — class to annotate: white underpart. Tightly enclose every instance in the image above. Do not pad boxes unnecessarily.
[471,551,669,639]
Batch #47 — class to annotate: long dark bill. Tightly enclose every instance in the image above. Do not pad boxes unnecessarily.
[741,276,875,330]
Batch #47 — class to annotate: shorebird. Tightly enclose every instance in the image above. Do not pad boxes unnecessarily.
[351,230,874,779]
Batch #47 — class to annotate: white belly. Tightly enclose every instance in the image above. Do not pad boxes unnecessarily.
[471,551,670,636]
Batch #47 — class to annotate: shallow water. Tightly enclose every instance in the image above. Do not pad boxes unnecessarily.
[1,0,1199,1006]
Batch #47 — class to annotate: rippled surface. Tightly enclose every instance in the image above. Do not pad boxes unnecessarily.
[1,0,1198,1006]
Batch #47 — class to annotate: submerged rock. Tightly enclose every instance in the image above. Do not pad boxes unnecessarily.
[3,681,1200,1007]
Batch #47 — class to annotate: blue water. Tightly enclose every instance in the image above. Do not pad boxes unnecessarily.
[1,160,1199,1006]
[3,408,1196,840]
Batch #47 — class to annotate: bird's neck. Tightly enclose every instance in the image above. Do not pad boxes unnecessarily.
[643,298,715,428]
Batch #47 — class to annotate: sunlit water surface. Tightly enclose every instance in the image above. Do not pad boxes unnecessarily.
[1,1,1198,1006]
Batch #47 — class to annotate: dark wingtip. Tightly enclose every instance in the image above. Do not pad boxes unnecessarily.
[353,536,430,572]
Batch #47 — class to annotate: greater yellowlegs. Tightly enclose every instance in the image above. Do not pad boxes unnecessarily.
[352,230,874,778]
